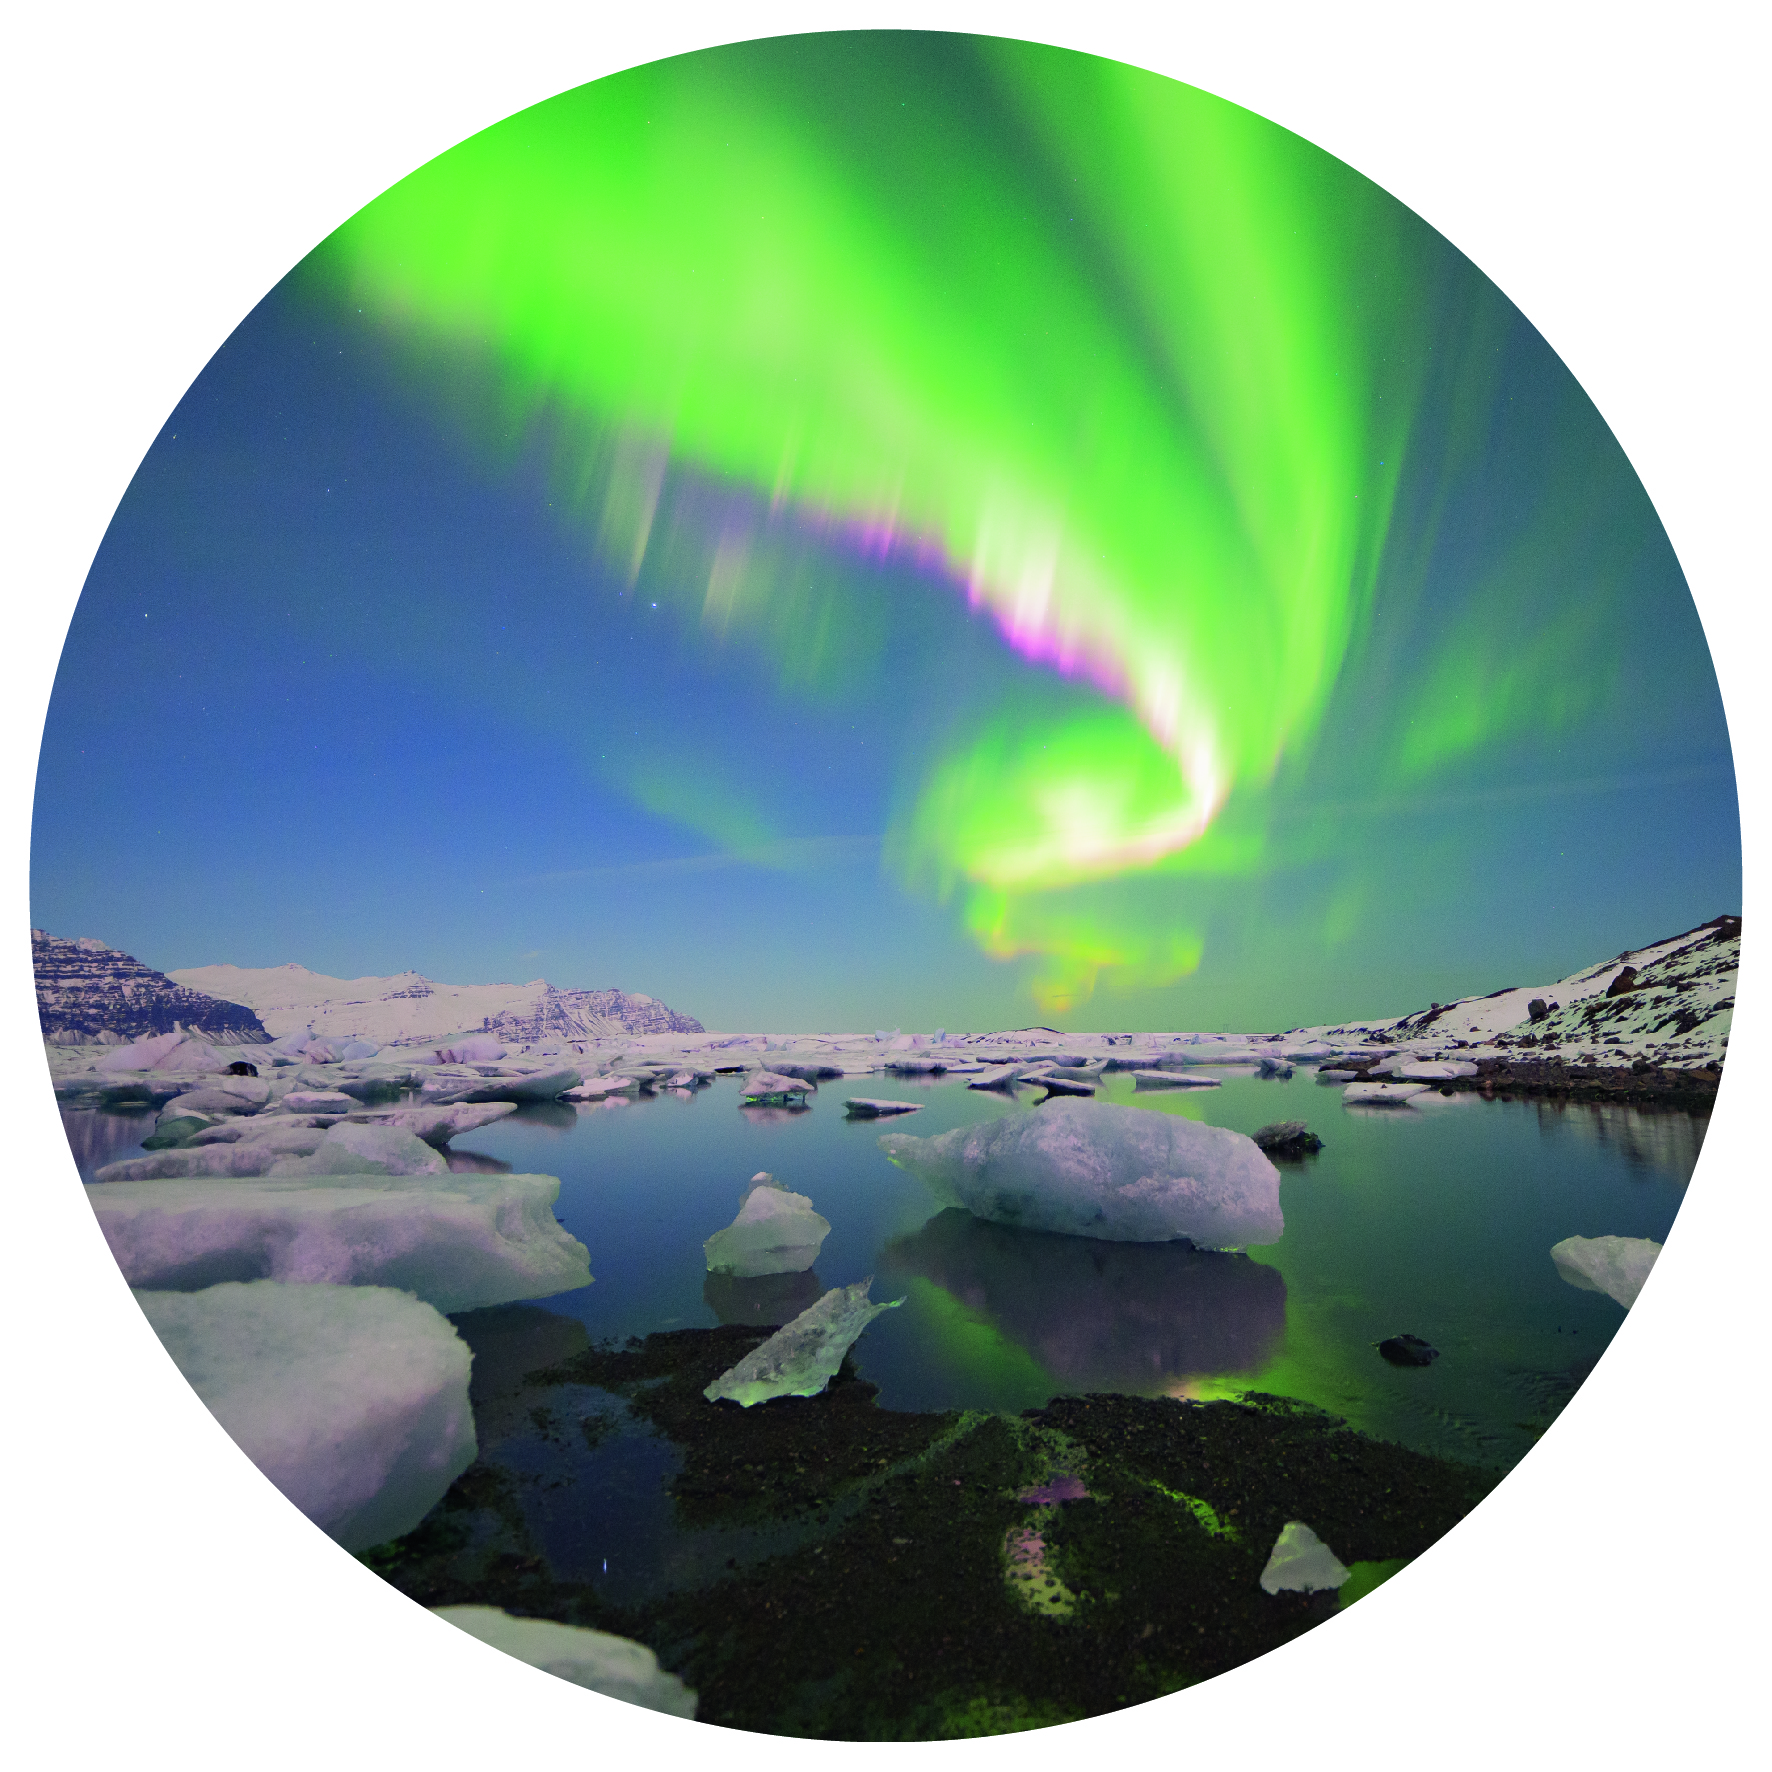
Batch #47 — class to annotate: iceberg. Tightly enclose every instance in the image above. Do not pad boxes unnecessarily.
[878,1097,1282,1248]
[90,1172,593,1311]
[269,1122,447,1177]
[431,1607,696,1718]
[703,1278,903,1406]
[702,1175,831,1277]
[136,1280,475,1553]
[1550,1234,1662,1307]
[1259,1521,1351,1594]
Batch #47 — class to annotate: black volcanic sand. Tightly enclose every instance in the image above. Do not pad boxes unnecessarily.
[364,1321,1499,1740]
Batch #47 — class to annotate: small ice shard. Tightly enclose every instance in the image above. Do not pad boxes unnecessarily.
[90,1173,593,1312]
[703,1278,903,1406]
[136,1280,475,1553]
[1018,1473,1089,1504]
[879,1096,1282,1248]
[843,1098,923,1118]
[431,1607,696,1719]
[702,1177,831,1277]
[1550,1234,1662,1307]
[1259,1521,1351,1594]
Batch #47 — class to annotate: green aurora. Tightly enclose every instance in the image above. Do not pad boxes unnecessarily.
[294,30,1726,1020]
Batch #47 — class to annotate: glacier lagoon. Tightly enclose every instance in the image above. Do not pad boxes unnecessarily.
[70,1067,1699,1466]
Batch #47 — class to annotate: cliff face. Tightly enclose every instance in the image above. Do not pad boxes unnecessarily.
[482,984,705,1042]
[33,930,271,1043]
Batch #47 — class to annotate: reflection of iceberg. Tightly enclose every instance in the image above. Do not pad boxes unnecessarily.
[449,1301,591,1446]
[703,1268,825,1327]
[884,1209,1285,1393]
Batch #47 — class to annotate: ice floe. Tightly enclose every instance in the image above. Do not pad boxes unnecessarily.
[91,1173,593,1311]
[431,1607,697,1718]
[136,1280,474,1552]
[703,1175,831,1277]
[879,1097,1282,1249]
[1259,1521,1351,1594]
[1550,1234,1662,1307]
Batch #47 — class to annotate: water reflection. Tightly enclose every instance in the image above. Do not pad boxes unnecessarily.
[445,1149,515,1174]
[703,1268,825,1327]
[1533,1099,1707,1180]
[885,1209,1286,1393]
[59,1106,153,1173]
[505,1101,579,1135]
[449,1301,592,1447]
[739,1104,812,1126]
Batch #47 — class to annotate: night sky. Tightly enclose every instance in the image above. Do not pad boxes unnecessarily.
[30,32,1738,1033]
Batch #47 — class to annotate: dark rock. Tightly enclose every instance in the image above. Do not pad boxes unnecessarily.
[1527,998,1550,1022]
[1604,966,1639,999]
[33,928,271,1044]
[226,1060,260,1077]
[1378,1335,1439,1368]
[1253,1121,1323,1158]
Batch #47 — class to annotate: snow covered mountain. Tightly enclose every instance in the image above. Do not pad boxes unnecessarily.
[1305,914,1737,1068]
[33,930,271,1044]
[165,961,703,1045]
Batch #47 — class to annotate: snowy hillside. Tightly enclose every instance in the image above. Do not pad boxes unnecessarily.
[166,962,702,1045]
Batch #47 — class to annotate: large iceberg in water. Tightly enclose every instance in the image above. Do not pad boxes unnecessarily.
[90,1173,593,1312]
[136,1280,475,1552]
[878,1097,1282,1248]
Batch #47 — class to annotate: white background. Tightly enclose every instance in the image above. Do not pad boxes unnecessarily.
[5,4,1764,1766]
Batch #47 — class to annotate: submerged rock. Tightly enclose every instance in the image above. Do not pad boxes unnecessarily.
[137,1280,475,1553]
[90,1172,593,1311]
[703,1278,903,1406]
[1378,1334,1439,1367]
[1259,1521,1350,1594]
[878,1097,1282,1249]
[431,1607,696,1719]
[703,1176,831,1277]
[1550,1234,1662,1307]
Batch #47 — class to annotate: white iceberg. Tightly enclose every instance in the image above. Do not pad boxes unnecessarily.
[878,1097,1282,1249]
[347,1102,520,1146]
[269,1122,447,1177]
[702,1176,831,1277]
[90,1173,593,1312]
[1342,1082,1431,1106]
[1259,1521,1351,1594]
[1550,1234,1662,1307]
[136,1280,475,1553]
[703,1278,903,1406]
[431,1607,696,1718]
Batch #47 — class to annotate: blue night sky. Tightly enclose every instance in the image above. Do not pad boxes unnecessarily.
[29,35,1739,1034]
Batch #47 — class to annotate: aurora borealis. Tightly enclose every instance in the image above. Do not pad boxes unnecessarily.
[32,30,1737,1029]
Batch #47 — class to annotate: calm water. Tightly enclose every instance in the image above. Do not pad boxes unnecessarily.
[71,1068,1703,1471]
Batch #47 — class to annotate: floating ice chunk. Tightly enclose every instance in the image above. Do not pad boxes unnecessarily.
[703,1178,831,1277]
[1391,1060,1479,1080]
[1342,1082,1431,1105]
[269,1122,446,1177]
[1259,1521,1351,1594]
[136,1280,474,1553]
[878,1097,1282,1249]
[843,1098,923,1118]
[347,1102,520,1146]
[1550,1234,1662,1307]
[703,1278,903,1406]
[739,1069,814,1102]
[423,1067,581,1104]
[90,1173,593,1311]
[278,1090,358,1116]
[98,1142,314,1181]
[1131,1069,1220,1090]
[432,1607,696,1718]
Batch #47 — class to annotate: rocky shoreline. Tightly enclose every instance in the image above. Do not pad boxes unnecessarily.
[1330,1053,1723,1110]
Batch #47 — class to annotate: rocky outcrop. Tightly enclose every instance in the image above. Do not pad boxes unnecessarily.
[33,929,270,1044]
